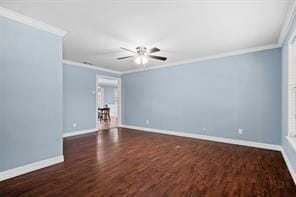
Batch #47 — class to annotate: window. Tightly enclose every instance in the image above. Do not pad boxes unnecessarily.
[288,36,296,138]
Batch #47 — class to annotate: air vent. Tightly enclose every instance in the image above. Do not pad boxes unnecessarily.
[83,61,93,65]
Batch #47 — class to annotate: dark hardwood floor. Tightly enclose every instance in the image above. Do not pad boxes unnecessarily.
[0,127,295,196]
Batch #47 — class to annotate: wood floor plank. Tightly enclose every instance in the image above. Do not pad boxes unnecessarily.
[0,127,295,196]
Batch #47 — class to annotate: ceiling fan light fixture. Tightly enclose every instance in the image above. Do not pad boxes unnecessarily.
[118,46,166,65]
[134,55,148,65]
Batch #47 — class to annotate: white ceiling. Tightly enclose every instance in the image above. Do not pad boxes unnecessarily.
[0,0,291,72]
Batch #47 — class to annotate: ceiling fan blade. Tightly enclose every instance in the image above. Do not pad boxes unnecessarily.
[120,47,137,54]
[148,55,167,61]
[117,55,135,60]
[148,47,160,53]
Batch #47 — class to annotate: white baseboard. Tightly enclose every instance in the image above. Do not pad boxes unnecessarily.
[0,126,294,185]
[0,155,64,182]
[120,125,281,151]
[119,125,296,183]
[63,128,97,138]
[281,148,296,184]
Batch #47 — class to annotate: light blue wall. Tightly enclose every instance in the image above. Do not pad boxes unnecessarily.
[122,48,281,145]
[63,64,120,133]
[101,85,115,105]
[0,17,4,161]
[281,16,296,173]
[0,17,63,171]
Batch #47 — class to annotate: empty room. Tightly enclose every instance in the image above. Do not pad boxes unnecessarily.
[1,0,296,196]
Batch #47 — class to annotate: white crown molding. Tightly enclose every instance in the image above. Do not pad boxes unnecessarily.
[0,7,67,37]
[1,4,290,74]
[122,44,280,74]
[63,128,98,138]
[0,155,64,181]
[278,0,296,46]
[119,0,296,75]
[281,148,296,184]
[63,60,121,75]
[120,125,281,151]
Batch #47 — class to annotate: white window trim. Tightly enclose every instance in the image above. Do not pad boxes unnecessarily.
[287,136,296,152]
[287,29,296,150]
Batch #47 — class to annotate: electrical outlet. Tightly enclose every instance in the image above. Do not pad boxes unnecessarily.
[73,123,77,128]
[146,120,150,125]
[202,128,207,132]
[238,128,243,135]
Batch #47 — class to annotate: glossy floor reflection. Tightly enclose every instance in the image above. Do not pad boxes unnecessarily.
[98,117,118,130]
[0,127,295,196]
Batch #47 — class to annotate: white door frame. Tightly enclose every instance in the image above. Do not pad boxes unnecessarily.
[96,75,121,130]
[97,87,104,109]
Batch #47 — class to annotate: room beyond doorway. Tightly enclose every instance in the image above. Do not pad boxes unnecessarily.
[96,75,121,130]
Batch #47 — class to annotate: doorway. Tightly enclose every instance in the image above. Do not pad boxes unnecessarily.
[96,75,121,130]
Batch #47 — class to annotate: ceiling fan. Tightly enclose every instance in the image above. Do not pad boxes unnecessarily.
[117,46,167,65]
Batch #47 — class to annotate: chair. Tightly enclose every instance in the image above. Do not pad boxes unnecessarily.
[98,107,111,121]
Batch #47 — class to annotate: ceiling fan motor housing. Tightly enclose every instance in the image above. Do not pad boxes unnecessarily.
[136,46,147,55]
